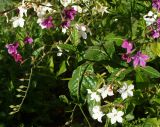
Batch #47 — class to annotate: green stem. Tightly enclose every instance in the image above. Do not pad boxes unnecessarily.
[79,105,92,127]
[130,0,133,39]
[16,68,33,113]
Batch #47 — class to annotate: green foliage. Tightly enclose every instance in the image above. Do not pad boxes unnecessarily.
[0,0,160,126]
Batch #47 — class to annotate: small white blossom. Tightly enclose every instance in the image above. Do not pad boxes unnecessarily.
[72,5,82,13]
[62,27,67,34]
[11,16,25,28]
[143,11,157,26]
[87,89,101,102]
[60,0,72,7]
[57,46,63,56]
[18,5,28,17]
[92,106,105,122]
[37,18,46,29]
[34,2,53,18]
[97,85,114,99]
[117,82,134,100]
[92,2,109,16]
[107,108,124,124]
[75,24,91,39]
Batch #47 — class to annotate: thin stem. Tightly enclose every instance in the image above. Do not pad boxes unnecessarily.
[16,68,33,113]
[79,105,92,127]
[70,104,77,123]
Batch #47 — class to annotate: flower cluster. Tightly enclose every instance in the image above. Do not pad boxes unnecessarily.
[61,7,77,33]
[87,82,134,124]
[11,1,27,27]
[121,40,149,67]
[6,36,33,62]
[6,42,22,63]
[143,1,160,39]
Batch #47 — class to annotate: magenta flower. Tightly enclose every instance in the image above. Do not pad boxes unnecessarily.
[132,51,149,67]
[6,42,19,55]
[152,30,160,38]
[122,40,133,54]
[24,37,33,44]
[41,16,54,29]
[62,20,70,28]
[64,7,77,20]
[11,53,22,62]
[152,0,160,11]
[122,53,132,63]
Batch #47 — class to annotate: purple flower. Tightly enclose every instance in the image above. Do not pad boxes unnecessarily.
[62,20,70,28]
[122,53,132,63]
[6,42,19,55]
[64,7,77,20]
[41,16,54,29]
[11,53,23,62]
[132,51,149,67]
[152,30,160,38]
[24,37,33,44]
[152,0,160,11]
[122,40,133,54]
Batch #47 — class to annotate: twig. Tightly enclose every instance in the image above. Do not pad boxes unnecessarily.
[79,104,92,127]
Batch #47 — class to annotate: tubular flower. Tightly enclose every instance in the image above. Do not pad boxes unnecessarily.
[107,108,124,124]
[132,51,149,67]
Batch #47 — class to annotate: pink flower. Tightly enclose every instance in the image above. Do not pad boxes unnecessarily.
[63,7,77,20]
[62,20,70,28]
[41,16,54,29]
[11,53,23,62]
[132,51,149,67]
[24,37,33,44]
[6,42,23,63]
[122,40,133,54]
[122,53,132,63]
[6,42,19,55]
[152,30,160,38]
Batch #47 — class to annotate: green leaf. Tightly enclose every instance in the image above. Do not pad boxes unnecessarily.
[139,66,160,78]
[71,28,80,46]
[84,46,109,61]
[32,46,44,58]
[136,68,150,89]
[150,43,160,57]
[49,56,54,73]
[56,60,67,77]
[58,44,76,52]
[125,114,135,121]
[143,118,160,127]
[59,95,69,104]
[107,68,133,82]
[104,33,123,46]
[68,64,98,101]
[103,40,115,58]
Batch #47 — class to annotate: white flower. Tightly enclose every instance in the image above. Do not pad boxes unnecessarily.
[92,106,105,122]
[37,18,45,29]
[117,82,134,100]
[60,0,72,7]
[107,108,124,124]
[11,16,25,28]
[143,11,157,26]
[34,2,53,18]
[18,5,28,17]
[57,46,63,56]
[62,27,67,34]
[87,89,101,102]
[72,5,82,13]
[75,24,91,39]
[92,2,109,16]
[97,85,114,99]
